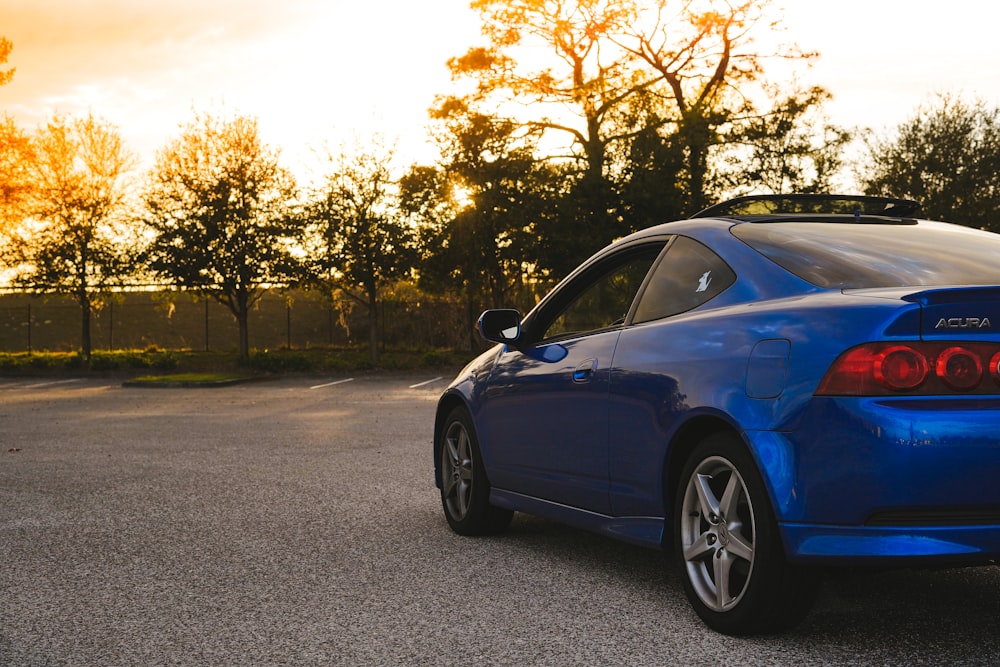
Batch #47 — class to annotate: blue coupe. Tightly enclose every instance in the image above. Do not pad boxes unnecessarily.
[433,194,1000,635]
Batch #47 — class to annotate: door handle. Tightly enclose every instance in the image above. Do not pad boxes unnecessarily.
[573,358,598,383]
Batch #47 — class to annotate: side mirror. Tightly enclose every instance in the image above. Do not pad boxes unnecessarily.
[477,309,521,344]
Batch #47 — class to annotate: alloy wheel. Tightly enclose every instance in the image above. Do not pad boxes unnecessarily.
[442,420,474,521]
[679,455,756,612]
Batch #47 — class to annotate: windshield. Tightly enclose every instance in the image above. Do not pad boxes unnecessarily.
[732,221,1000,289]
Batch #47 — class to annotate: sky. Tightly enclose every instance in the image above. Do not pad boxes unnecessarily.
[3,0,1000,182]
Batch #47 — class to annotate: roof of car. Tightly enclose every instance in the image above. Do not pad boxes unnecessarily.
[689,194,922,222]
[609,193,928,251]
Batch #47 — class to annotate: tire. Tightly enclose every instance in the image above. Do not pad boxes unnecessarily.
[674,432,819,635]
[439,407,513,536]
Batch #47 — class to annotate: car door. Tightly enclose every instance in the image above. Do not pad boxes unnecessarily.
[479,242,667,513]
[607,235,737,516]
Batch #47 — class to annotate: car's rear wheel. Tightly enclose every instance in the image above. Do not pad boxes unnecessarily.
[675,433,819,635]
[439,407,513,536]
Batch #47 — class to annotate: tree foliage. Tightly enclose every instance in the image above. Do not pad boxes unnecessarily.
[616,0,817,209]
[142,111,301,361]
[0,115,35,231]
[442,0,830,277]
[455,0,641,180]
[617,121,686,229]
[861,94,1000,230]
[0,37,14,87]
[303,138,416,363]
[716,84,852,197]
[409,101,558,315]
[0,9,872,360]
[2,113,136,358]
[449,0,648,273]
[0,41,23,229]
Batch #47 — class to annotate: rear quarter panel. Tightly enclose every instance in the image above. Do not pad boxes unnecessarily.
[606,291,923,518]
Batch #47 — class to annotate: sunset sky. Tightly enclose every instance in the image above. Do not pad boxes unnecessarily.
[3,0,1000,181]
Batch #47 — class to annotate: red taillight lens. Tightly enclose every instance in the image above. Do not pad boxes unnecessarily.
[991,351,1000,385]
[936,346,983,390]
[873,346,928,391]
[817,342,1000,396]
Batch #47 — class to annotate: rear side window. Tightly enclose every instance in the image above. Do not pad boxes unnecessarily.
[732,221,1000,289]
[632,236,736,323]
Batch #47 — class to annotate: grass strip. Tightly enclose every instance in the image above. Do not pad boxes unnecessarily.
[123,372,265,387]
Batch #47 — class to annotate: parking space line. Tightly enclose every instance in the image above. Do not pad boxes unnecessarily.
[409,376,444,389]
[310,378,355,389]
[21,379,83,389]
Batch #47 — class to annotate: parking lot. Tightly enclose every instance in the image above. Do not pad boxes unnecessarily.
[2,374,999,665]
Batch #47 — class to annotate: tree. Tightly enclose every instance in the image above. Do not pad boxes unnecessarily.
[444,0,826,272]
[716,84,852,197]
[452,0,642,181]
[303,139,416,364]
[0,115,35,231]
[0,37,14,87]
[861,94,1000,230]
[618,121,686,229]
[1,113,136,359]
[618,0,818,211]
[142,111,301,362]
[448,0,652,269]
[405,101,556,332]
[0,42,29,231]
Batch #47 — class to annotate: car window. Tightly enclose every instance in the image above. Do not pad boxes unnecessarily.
[632,236,736,323]
[542,245,664,340]
[732,221,1000,289]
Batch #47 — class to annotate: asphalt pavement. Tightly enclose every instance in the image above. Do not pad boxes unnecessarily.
[1,375,999,665]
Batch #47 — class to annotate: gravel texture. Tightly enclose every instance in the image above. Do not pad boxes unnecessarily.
[1,375,999,665]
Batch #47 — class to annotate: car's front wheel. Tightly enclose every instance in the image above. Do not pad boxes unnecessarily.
[675,433,819,635]
[439,407,513,536]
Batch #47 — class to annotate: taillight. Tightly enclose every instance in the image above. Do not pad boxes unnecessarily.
[817,342,1000,396]
[991,351,1000,384]
[873,345,928,391]
[936,347,983,391]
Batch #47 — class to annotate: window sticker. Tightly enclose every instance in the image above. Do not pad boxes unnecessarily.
[696,271,712,293]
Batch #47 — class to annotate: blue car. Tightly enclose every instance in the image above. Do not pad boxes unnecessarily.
[433,194,1000,635]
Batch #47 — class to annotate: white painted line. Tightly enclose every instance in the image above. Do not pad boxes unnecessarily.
[23,379,83,389]
[310,378,355,390]
[409,376,444,389]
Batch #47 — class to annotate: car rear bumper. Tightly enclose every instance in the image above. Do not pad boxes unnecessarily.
[780,522,1000,564]
[748,396,1000,563]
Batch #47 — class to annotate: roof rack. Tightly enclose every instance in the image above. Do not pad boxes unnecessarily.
[690,194,922,219]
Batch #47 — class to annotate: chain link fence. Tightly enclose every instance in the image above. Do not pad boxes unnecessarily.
[0,289,475,353]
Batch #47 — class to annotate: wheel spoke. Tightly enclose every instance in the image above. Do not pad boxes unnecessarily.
[442,472,457,497]
[459,463,473,482]
[718,471,741,519]
[457,453,473,515]
[456,479,470,516]
[694,473,721,518]
[443,433,460,493]
[445,435,460,463]
[726,528,754,563]
[713,550,736,606]
[683,531,716,562]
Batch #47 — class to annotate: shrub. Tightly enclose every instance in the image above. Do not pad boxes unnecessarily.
[422,349,452,367]
[250,350,315,372]
[150,352,179,371]
[30,354,56,369]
